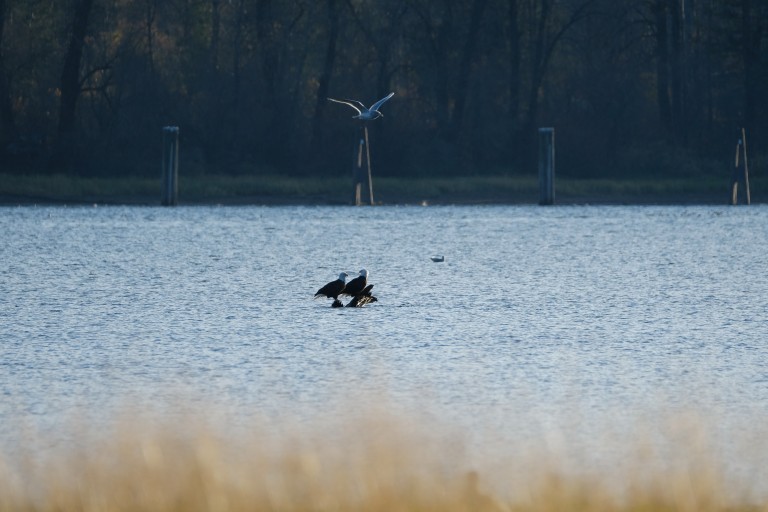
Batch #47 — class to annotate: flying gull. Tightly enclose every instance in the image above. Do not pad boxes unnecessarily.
[314,272,348,301]
[327,92,395,121]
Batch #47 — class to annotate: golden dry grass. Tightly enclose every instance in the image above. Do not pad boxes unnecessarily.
[0,409,766,512]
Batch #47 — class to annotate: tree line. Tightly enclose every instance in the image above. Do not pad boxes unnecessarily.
[0,0,765,179]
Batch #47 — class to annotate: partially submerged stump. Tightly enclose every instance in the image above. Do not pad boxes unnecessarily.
[331,284,378,308]
[346,293,378,308]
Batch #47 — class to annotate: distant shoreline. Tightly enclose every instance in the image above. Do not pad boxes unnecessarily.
[0,173,757,207]
[0,191,745,207]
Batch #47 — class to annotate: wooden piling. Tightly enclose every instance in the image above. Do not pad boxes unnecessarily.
[742,127,751,205]
[731,138,741,205]
[538,127,555,205]
[161,126,179,206]
[730,127,751,205]
[352,124,375,206]
[353,130,364,206]
[364,125,374,205]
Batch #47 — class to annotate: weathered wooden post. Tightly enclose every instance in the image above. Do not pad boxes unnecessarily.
[352,124,374,206]
[743,128,752,205]
[730,128,751,205]
[538,127,555,205]
[731,138,741,205]
[353,128,364,206]
[364,125,374,205]
[161,126,179,206]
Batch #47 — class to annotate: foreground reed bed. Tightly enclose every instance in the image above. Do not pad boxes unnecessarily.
[0,409,765,512]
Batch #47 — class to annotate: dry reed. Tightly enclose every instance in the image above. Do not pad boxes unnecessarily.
[0,407,765,512]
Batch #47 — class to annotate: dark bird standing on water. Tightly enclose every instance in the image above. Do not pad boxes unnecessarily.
[314,272,348,301]
[342,269,368,297]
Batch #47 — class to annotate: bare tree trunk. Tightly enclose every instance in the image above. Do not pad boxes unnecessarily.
[451,0,488,139]
[145,0,156,75]
[231,0,245,139]
[505,0,521,166]
[0,0,16,148]
[210,0,220,71]
[742,0,761,137]
[412,2,452,133]
[311,0,339,155]
[521,0,552,154]
[653,0,672,137]
[520,0,594,167]
[669,0,684,144]
[508,0,520,125]
[256,0,278,103]
[57,0,94,138]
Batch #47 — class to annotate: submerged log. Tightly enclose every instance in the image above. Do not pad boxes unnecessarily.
[346,294,378,307]
[330,284,378,308]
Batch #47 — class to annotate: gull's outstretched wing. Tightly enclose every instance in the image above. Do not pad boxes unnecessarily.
[369,92,394,112]
[327,97,362,115]
[341,99,367,111]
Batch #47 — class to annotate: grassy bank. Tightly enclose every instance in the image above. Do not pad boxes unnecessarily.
[0,409,764,512]
[0,172,758,205]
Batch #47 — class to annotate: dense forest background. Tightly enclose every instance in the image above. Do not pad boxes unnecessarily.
[0,0,766,180]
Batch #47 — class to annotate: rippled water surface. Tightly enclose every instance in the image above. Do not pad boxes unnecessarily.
[2,204,767,478]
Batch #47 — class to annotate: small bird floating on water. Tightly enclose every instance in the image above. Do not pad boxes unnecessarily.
[327,92,395,121]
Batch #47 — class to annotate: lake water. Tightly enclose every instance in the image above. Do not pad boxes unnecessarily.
[1,204,767,491]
